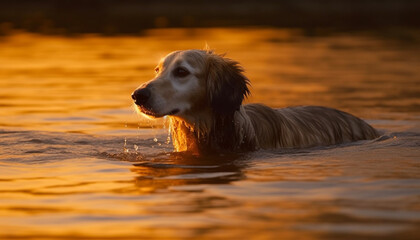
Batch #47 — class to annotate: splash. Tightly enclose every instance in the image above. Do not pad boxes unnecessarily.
[164,116,172,145]
[123,137,129,153]
[166,130,171,145]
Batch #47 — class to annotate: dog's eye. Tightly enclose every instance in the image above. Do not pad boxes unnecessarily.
[173,67,190,78]
[154,67,159,73]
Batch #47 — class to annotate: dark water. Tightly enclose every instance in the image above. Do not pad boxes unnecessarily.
[0,28,419,239]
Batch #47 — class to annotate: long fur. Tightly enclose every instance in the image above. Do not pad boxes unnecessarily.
[132,49,379,154]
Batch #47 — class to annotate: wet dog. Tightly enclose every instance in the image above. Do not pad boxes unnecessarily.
[132,50,379,154]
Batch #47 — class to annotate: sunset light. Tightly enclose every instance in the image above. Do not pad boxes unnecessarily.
[1,1,419,239]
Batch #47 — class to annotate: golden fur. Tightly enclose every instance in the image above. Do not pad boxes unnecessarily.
[132,50,379,154]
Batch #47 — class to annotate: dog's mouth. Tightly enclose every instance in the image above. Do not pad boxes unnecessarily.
[136,104,179,118]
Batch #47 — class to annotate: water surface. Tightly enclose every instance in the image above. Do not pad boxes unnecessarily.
[1,28,419,239]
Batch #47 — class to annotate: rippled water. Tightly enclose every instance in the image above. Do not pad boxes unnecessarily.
[1,28,419,239]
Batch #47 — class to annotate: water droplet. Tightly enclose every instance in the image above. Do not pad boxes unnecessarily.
[123,138,129,153]
[153,137,158,142]
[166,128,171,144]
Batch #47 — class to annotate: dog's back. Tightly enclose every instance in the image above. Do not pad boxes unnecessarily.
[245,104,379,149]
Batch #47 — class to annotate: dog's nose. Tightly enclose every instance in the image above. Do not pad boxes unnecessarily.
[132,88,151,105]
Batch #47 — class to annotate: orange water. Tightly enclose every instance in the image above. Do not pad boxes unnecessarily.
[0,28,419,239]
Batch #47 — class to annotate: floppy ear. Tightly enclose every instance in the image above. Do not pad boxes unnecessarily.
[205,53,250,116]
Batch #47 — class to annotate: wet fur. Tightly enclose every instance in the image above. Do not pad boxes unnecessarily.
[133,50,379,154]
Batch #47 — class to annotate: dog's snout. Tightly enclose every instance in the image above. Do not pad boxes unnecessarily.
[132,88,151,105]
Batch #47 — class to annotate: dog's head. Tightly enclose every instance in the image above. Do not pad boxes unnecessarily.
[132,50,250,119]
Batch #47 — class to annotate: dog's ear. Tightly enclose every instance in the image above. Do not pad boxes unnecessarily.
[205,53,250,115]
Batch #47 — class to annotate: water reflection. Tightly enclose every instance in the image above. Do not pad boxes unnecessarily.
[127,152,248,193]
[0,128,419,239]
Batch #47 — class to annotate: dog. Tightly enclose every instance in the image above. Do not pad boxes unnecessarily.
[132,49,379,154]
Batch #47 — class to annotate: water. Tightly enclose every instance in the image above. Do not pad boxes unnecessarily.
[1,28,420,239]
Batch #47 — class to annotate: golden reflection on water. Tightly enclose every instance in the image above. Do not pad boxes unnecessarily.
[2,148,419,239]
[1,28,420,239]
